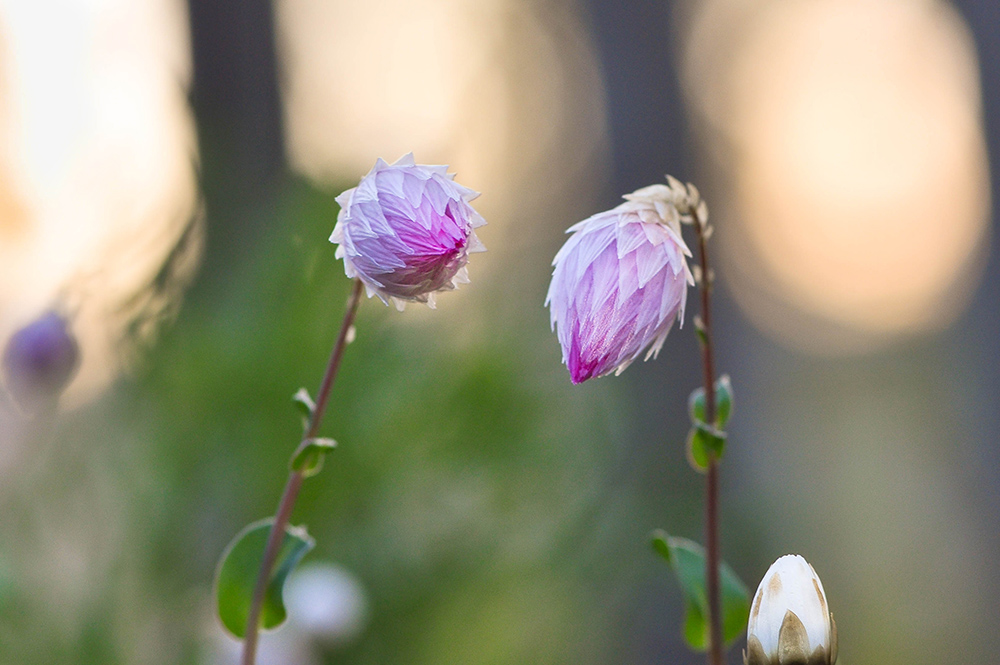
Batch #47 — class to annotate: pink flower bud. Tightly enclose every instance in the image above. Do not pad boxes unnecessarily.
[330,154,486,309]
[545,184,694,383]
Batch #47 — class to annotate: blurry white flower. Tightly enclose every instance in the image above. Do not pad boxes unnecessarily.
[206,625,316,665]
[285,562,368,645]
[746,554,838,665]
[204,562,367,665]
[330,153,486,310]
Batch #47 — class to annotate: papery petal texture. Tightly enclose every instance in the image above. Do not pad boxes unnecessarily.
[748,555,832,661]
[331,154,486,309]
[545,187,693,383]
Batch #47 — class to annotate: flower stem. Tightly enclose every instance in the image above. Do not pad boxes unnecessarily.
[240,278,364,665]
[693,211,724,665]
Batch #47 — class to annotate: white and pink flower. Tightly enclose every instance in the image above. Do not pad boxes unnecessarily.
[331,154,486,309]
[546,183,694,383]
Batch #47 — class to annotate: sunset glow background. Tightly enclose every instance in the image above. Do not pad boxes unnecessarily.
[0,1,997,664]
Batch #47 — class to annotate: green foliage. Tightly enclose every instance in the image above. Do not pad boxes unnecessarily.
[686,423,727,472]
[687,375,734,430]
[292,387,316,431]
[215,519,315,638]
[0,181,703,665]
[651,530,750,651]
[688,387,707,425]
[694,316,708,347]
[687,375,733,470]
[715,375,733,430]
[289,437,336,477]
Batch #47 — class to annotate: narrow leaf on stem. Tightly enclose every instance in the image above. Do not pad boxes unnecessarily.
[292,388,316,431]
[689,387,707,426]
[715,375,733,430]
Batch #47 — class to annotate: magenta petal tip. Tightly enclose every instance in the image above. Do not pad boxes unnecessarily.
[331,154,486,309]
[546,184,693,383]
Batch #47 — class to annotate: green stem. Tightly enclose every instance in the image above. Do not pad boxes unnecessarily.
[240,278,364,665]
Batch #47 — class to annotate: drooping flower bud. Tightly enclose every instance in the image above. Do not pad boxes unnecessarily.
[330,153,486,309]
[2,311,80,412]
[545,181,696,383]
[745,555,838,665]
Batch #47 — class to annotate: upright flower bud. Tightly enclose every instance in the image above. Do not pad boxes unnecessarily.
[2,311,80,412]
[330,153,486,309]
[545,181,696,383]
[746,555,838,665]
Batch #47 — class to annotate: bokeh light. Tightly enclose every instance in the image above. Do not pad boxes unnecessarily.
[0,0,200,406]
[275,0,610,301]
[681,0,991,352]
[0,2,996,664]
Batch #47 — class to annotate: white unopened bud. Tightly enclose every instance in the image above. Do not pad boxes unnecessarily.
[745,555,838,665]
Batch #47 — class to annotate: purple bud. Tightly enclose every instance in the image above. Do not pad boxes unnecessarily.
[2,311,80,409]
[330,154,486,309]
[545,185,694,383]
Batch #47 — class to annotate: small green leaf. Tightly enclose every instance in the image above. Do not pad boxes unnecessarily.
[289,437,336,477]
[687,427,710,472]
[689,379,733,430]
[292,388,316,430]
[715,375,733,430]
[650,530,750,651]
[688,388,707,426]
[698,423,726,457]
[651,531,672,561]
[215,519,315,638]
[694,317,708,347]
[687,423,726,471]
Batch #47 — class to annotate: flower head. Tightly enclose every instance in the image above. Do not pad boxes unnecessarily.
[746,555,838,665]
[2,311,80,412]
[331,154,486,309]
[545,181,696,383]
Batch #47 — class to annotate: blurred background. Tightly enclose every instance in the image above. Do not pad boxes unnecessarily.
[0,0,997,663]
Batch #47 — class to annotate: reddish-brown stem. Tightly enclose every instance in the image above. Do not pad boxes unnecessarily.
[306,278,365,441]
[240,469,304,665]
[705,457,723,665]
[693,212,724,665]
[240,278,364,665]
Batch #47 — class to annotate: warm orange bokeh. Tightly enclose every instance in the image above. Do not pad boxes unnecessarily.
[0,0,200,404]
[275,0,611,314]
[682,0,991,352]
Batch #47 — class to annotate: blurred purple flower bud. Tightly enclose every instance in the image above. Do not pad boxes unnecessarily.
[545,184,694,383]
[2,311,80,409]
[330,154,486,309]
